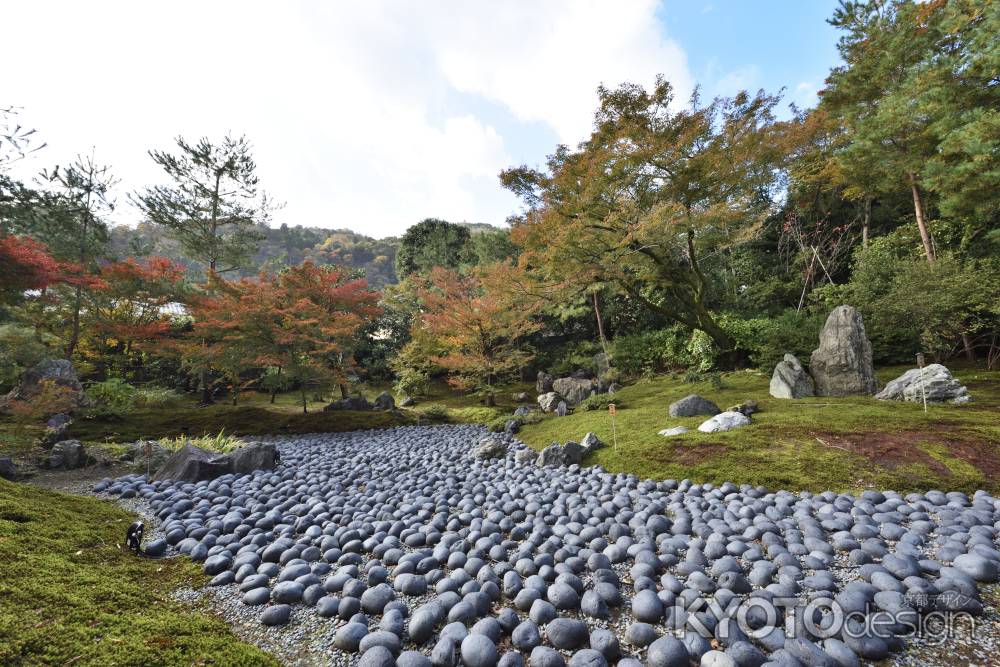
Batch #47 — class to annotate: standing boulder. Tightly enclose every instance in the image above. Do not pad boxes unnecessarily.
[552,377,596,406]
[580,432,603,453]
[536,372,554,395]
[668,394,721,418]
[809,305,878,397]
[875,364,970,404]
[769,353,815,399]
[537,392,562,413]
[47,440,86,470]
[555,401,568,417]
[373,392,395,411]
[6,359,88,409]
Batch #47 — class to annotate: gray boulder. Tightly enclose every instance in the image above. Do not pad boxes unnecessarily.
[769,353,815,399]
[555,401,568,417]
[580,432,603,453]
[0,457,18,481]
[6,358,88,409]
[697,411,750,433]
[512,392,530,403]
[373,392,395,411]
[810,305,878,396]
[46,413,72,429]
[229,442,279,474]
[536,442,584,467]
[154,443,230,482]
[658,426,688,437]
[474,436,508,460]
[514,449,536,464]
[47,440,86,469]
[875,364,970,404]
[324,396,373,411]
[537,392,562,413]
[536,372,554,395]
[668,394,720,418]
[552,377,595,406]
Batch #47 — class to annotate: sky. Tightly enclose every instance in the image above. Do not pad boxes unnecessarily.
[3,0,841,239]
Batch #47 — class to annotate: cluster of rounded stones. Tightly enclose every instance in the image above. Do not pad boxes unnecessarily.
[95,425,1000,667]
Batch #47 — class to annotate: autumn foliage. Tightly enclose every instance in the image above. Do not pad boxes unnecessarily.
[0,234,70,301]
[408,263,539,405]
[180,261,380,411]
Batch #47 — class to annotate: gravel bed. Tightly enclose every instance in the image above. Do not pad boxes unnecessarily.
[93,425,1000,667]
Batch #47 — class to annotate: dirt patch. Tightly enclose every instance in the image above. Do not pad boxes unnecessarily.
[666,443,727,465]
[809,428,1000,478]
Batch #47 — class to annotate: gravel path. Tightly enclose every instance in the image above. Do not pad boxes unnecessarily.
[93,425,1000,667]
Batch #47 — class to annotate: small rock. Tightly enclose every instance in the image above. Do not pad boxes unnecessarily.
[697,411,750,433]
[658,426,688,437]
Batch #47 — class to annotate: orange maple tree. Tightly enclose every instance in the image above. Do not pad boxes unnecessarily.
[409,262,540,406]
[85,256,187,376]
[180,261,380,411]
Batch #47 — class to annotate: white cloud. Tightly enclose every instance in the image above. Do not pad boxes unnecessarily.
[2,0,692,237]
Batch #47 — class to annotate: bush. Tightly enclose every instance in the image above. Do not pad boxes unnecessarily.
[611,326,693,376]
[487,410,542,432]
[548,340,602,377]
[85,379,136,417]
[132,387,185,409]
[578,393,624,411]
[419,404,449,421]
[160,429,245,454]
[0,324,55,392]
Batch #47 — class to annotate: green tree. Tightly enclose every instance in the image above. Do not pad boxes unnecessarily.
[394,218,474,278]
[503,78,790,359]
[36,153,117,358]
[132,135,269,274]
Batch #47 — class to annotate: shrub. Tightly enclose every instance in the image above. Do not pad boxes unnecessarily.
[0,324,55,393]
[419,404,449,421]
[5,380,78,434]
[548,340,602,377]
[611,326,693,376]
[132,387,185,409]
[160,429,245,454]
[85,379,136,417]
[578,393,624,411]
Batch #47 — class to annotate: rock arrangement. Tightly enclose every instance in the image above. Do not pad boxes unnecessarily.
[3,358,89,408]
[154,442,278,482]
[94,425,1000,667]
[769,354,815,399]
[535,369,613,413]
[876,364,971,405]
[668,395,721,418]
[809,305,878,397]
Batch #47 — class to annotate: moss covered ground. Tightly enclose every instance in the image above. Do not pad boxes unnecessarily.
[0,478,278,666]
[515,365,1000,494]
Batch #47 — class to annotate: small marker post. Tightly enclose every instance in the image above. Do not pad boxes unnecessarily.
[609,403,618,452]
[916,352,927,413]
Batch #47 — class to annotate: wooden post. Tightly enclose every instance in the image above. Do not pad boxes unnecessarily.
[916,353,927,413]
[609,403,618,452]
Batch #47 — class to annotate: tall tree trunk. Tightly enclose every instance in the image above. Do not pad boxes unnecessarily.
[961,331,975,362]
[592,291,611,362]
[908,172,935,264]
[862,197,871,248]
[301,388,308,414]
[200,371,212,404]
[66,283,83,359]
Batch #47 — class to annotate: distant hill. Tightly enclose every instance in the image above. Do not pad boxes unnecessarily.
[107,220,504,288]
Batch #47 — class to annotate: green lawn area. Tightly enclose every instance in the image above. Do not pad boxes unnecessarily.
[515,365,1000,494]
[0,478,278,666]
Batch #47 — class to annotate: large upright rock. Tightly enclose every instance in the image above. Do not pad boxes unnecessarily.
[769,353,815,399]
[229,442,279,475]
[537,392,562,413]
[875,364,970,404]
[552,377,596,406]
[535,372,554,395]
[809,306,878,397]
[6,359,87,409]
